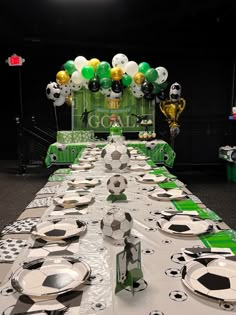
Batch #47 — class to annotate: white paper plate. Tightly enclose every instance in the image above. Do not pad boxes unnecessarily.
[11,257,91,299]
[181,256,236,301]
[68,178,101,188]
[148,188,186,200]
[135,174,167,184]
[53,193,94,207]
[131,155,149,161]
[70,163,94,170]
[128,164,152,171]
[78,156,97,162]
[156,215,213,236]
[31,218,87,240]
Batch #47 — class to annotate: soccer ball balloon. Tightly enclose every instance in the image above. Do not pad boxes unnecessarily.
[169,82,181,102]
[101,207,133,240]
[46,82,61,101]
[107,174,128,195]
[101,142,131,171]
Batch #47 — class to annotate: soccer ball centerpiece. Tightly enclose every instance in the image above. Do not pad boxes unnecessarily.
[101,142,131,172]
[101,207,133,240]
[107,174,128,202]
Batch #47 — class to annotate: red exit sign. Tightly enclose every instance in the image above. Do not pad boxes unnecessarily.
[6,54,25,66]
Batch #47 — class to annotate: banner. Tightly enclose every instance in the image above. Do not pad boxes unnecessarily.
[72,88,155,132]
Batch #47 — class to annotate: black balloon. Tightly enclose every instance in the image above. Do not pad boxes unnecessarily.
[141,81,154,95]
[88,77,100,92]
[111,80,123,93]
[157,89,167,101]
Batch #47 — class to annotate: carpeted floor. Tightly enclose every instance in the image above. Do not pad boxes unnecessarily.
[0,160,236,231]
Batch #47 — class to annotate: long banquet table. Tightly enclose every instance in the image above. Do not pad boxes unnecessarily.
[0,144,236,315]
[45,139,176,168]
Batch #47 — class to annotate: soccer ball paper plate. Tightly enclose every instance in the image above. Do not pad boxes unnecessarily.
[67,178,101,188]
[31,218,87,241]
[135,173,167,184]
[156,215,214,236]
[53,193,94,208]
[11,257,91,299]
[69,163,94,170]
[148,188,186,201]
[181,256,236,301]
[128,164,152,171]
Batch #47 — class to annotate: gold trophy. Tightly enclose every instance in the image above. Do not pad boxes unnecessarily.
[159,98,186,148]
[159,98,186,129]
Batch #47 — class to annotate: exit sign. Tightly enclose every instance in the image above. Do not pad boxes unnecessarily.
[6,54,25,66]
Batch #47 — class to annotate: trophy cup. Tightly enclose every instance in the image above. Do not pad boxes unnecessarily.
[159,98,186,148]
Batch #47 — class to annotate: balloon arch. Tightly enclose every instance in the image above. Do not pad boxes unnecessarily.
[46,53,185,139]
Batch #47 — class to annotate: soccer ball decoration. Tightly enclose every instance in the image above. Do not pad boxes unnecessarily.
[106,174,128,202]
[100,207,133,240]
[46,82,61,101]
[101,142,131,172]
[169,82,181,102]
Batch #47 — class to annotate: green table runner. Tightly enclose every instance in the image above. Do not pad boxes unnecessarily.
[200,230,236,254]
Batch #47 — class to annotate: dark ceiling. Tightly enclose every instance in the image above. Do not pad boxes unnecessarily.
[1,0,236,58]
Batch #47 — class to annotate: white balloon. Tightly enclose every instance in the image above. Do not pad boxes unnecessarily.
[155,66,168,84]
[112,53,129,70]
[53,94,65,106]
[124,61,138,76]
[71,71,84,85]
[74,55,88,71]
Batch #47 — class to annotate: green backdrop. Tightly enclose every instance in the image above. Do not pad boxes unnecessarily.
[72,88,155,132]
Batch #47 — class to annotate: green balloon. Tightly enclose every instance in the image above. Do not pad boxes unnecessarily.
[145,68,158,82]
[81,65,95,80]
[96,61,111,78]
[159,81,168,89]
[64,60,77,75]
[100,77,112,89]
[122,74,132,86]
[138,62,150,74]
[151,82,161,94]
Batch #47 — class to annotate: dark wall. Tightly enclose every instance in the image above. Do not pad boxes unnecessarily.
[1,42,235,164]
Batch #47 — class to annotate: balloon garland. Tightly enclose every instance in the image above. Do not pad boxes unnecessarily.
[45,53,186,142]
[45,53,169,107]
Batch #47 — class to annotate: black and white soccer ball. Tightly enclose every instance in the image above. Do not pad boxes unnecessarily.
[169,82,181,102]
[69,78,82,91]
[46,82,61,101]
[101,143,131,171]
[100,207,133,240]
[130,83,145,98]
[107,174,128,195]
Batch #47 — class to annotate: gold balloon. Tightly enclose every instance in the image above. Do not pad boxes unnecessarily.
[134,72,145,85]
[65,94,72,106]
[159,98,186,129]
[56,70,70,85]
[110,66,123,81]
[88,58,100,71]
